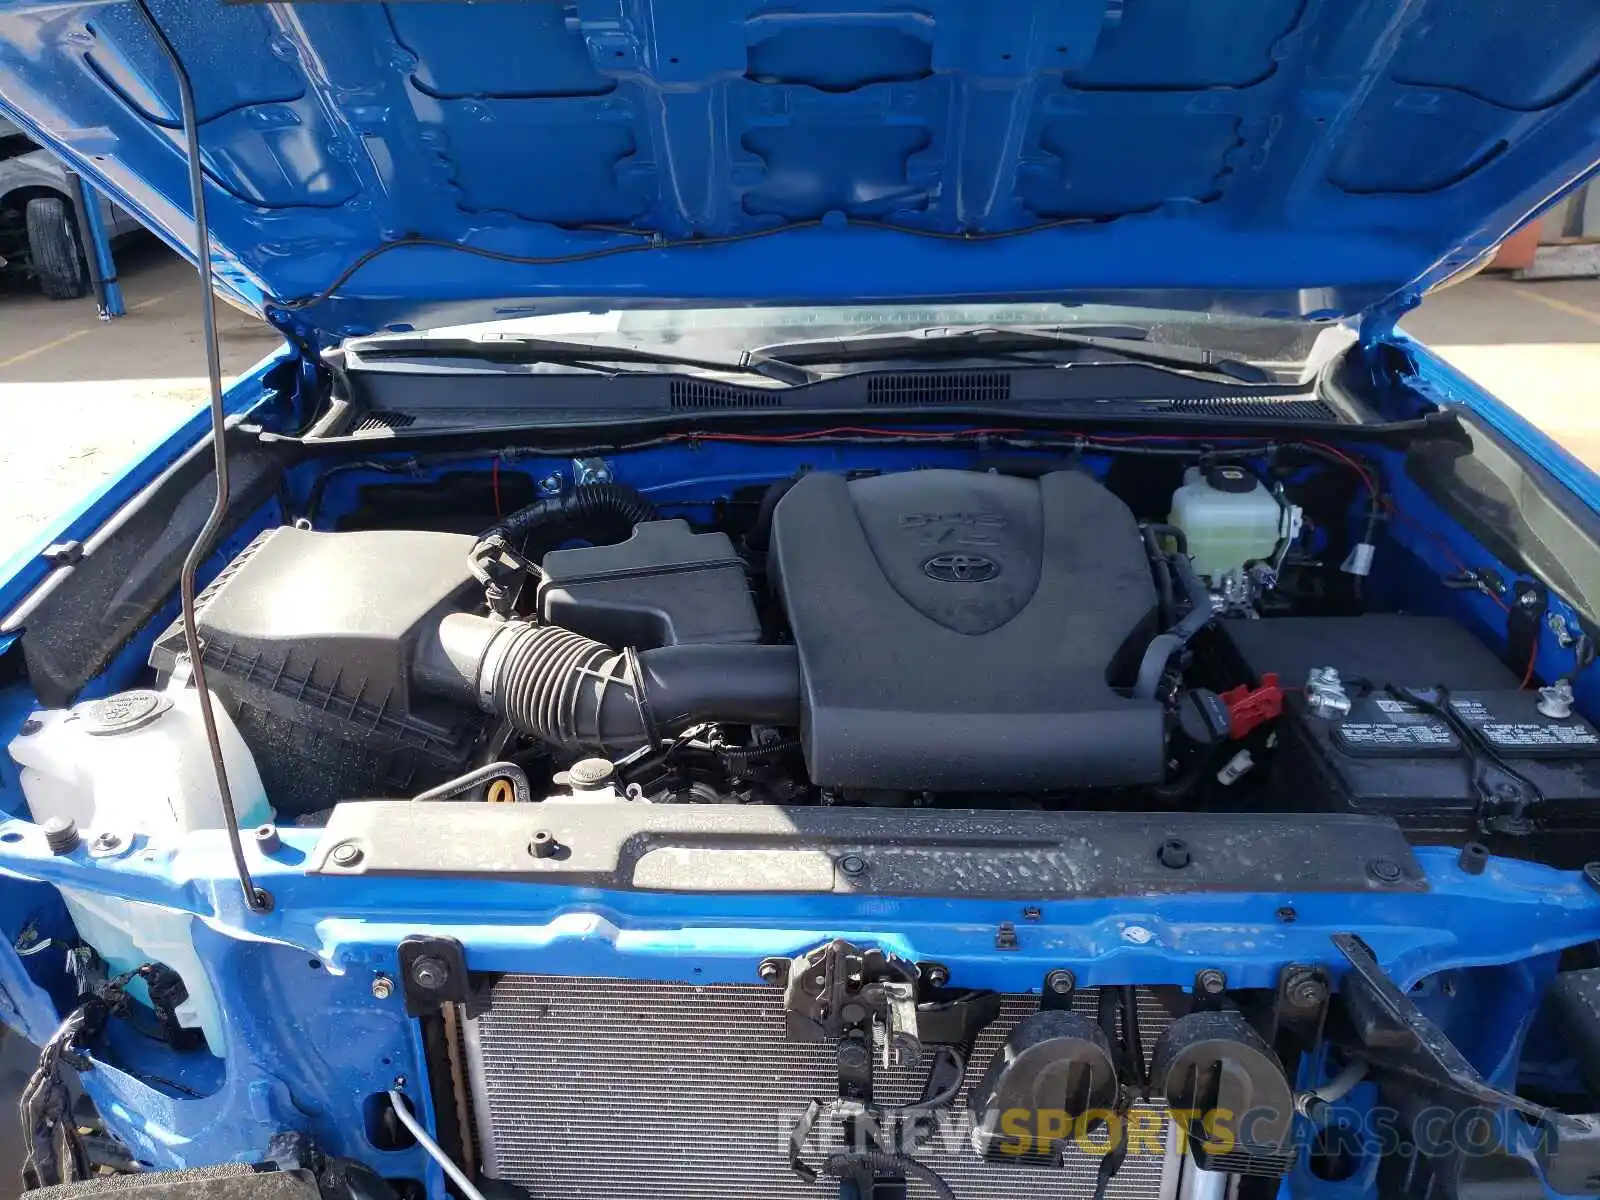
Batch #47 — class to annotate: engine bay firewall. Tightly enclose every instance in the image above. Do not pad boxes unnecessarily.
[769,469,1165,791]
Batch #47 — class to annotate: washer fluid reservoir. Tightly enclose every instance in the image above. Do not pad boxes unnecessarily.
[9,685,271,1055]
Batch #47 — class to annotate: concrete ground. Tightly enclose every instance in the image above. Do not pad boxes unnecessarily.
[1404,274,1600,467]
[0,237,281,563]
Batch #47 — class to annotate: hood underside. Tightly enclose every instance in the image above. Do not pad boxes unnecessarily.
[0,0,1595,337]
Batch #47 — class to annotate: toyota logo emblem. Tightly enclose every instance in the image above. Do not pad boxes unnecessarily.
[922,553,1000,583]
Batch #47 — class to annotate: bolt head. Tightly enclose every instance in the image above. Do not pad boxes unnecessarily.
[1367,856,1403,883]
[1045,969,1076,996]
[1158,838,1192,870]
[1459,842,1489,875]
[1195,968,1227,996]
[529,829,557,859]
[836,1037,870,1070]
[410,956,448,991]
[1286,969,1328,1009]
[18,718,41,736]
[1276,905,1298,923]
[924,963,950,988]
[371,974,394,1000]
[331,842,363,867]
[91,832,122,851]
[838,854,867,877]
[757,959,783,983]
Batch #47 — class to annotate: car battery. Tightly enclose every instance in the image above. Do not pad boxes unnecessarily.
[1218,616,1600,849]
[1280,687,1600,836]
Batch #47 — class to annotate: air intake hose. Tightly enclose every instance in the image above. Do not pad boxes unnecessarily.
[415,613,802,754]
[469,483,660,614]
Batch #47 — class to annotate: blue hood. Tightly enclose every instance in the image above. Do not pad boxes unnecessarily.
[0,0,1596,338]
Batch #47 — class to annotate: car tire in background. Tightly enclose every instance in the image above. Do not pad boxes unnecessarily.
[25,194,86,300]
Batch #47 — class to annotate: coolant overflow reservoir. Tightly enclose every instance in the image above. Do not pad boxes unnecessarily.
[1168,464,1284,578]
[9,685,272,1055]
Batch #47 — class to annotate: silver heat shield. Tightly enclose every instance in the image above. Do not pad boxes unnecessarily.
[463,975,1184,1200]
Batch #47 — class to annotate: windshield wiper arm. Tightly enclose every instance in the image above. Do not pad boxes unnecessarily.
[350,334,812,386]
[747,325,1272,383]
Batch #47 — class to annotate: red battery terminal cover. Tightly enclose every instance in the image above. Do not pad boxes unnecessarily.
[1219,672,1284,738]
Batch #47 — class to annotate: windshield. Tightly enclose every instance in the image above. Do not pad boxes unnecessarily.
[422,302,1327,368]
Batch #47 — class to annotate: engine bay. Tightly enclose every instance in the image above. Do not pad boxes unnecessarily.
[11,413,1600,1200]
[29,425,1592,866]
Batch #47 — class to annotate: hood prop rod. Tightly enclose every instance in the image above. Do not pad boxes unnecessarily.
[135,0,271,914]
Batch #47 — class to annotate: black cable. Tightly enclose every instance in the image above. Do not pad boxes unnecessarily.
[717,736,804,774]
[20,964,157,1189]
[821,1152,957,1200]
[277,215,1100,312]
[295,434,1320,523]
[895,1046,967,1116]
[1119,986,1148,1094]
[1387,684,1543,832]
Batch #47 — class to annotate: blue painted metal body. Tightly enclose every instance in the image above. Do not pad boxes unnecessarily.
[0,0,1597,1195]
[0,411,1595,1195]
[0,0,1595,336]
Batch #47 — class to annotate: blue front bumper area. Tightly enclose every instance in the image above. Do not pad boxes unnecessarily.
[1,821,1599,1193]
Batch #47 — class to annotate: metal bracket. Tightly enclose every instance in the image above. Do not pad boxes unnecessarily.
[776,939,924,1067]
[1335,935,1600,1192]
[396,936,492,1019]
[1332,933,1552,1120]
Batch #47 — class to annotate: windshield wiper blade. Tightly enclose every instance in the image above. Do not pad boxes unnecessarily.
[350,334,812,386]
[747,325,1272,384]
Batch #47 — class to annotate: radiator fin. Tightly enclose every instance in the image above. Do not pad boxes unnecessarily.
[465,976,1176,1200]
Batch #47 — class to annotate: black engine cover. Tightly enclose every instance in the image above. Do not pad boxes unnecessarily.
[769,469,1164,791]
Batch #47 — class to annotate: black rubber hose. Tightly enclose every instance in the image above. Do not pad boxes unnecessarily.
[1133,547,1213,700]
[1143,522,1188,555]
[488,482,658,553]
[1141,526,1175,628]
[468,483,660,611]
[415,613,801,754]
[744,476,799,553]
[718,736,803,773]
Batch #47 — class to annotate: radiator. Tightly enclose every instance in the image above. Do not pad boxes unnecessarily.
[463,976,1183,1200]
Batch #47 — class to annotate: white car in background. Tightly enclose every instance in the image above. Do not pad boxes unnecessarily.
[0,117,141,299]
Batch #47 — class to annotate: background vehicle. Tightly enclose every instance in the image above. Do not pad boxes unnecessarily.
[0,118,141,299]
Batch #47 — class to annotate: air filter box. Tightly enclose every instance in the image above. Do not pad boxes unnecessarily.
[150,526,485,812]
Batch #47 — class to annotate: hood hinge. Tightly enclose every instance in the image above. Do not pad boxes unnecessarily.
[1358,290,1422,393]
[1359,291,1421,357]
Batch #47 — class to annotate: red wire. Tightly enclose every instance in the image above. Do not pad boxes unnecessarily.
[1302,439,1378,496]
[485,425,1518,624]
[1522,638,1538,689]
[677,426,1286,447]
[491,457,504,518]
[680,426,1028,443]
